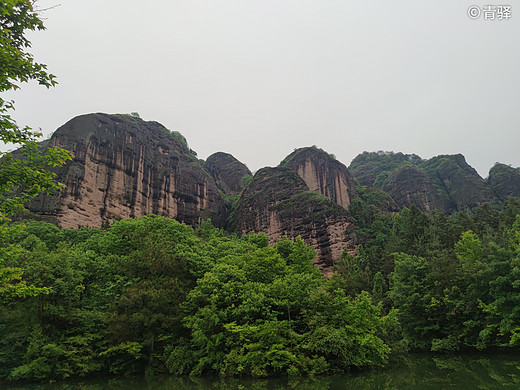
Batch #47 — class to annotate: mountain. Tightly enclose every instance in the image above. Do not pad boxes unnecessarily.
[349,151,492,212]
[204,152,252,195]
[349,151,423,187]
[280,147,357,209]
[419,154,492,210]
[23,114,359,273]
[18,113,520,272]
[230,167,357,274]
[231,146,357,273]
[27,113,228,228]
[381,165,449,212]
[487,163,520,201]
[228,147,359,274]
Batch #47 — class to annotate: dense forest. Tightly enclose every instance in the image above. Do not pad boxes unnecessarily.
[1,190,520,382]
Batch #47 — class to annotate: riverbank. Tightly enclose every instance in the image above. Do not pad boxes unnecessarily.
[3,353,519,390]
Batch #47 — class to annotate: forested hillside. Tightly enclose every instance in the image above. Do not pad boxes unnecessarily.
[2,194,520,381]
[0,216,395,381]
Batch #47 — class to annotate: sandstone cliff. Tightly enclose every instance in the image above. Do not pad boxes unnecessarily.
[28,113,228,228]
[280,147,357,209]
[231,167,357,274]
[204,152,252,195]
[24,112,519,274]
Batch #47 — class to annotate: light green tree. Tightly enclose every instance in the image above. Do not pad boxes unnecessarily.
[1,0,71,300]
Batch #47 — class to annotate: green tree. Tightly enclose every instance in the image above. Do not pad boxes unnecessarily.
[166,236,395,377]
[455,230,484,272]
[1,0,72,218]
[1,1,72,304]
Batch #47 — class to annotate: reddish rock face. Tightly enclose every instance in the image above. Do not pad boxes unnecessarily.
[25,117,360,273]
[281,147,357,210]
[28,113,228,228]
[231,167,357,274]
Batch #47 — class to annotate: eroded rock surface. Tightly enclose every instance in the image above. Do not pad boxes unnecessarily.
[349,151,492,212]
[420,154,492,211]
[281,147,357,209]
[28,113,228,228]
[382,165,450,212]
[232,167,357,274]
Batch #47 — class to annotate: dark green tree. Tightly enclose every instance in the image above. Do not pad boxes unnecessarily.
[1,0,72,218]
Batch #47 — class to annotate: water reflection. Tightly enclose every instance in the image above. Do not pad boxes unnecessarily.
[5,354,520,390]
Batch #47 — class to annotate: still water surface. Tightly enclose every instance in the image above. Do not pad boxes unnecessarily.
[4,354,520,390]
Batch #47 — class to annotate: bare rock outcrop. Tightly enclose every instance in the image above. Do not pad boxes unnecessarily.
[231,167,357,274]
[28,113,228,228]
[281,147,357,210]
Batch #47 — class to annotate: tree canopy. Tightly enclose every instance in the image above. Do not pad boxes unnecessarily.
[0,0,72,219]
[1,0,72,304]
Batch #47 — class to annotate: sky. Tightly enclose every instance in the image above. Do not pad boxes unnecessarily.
[4,0,520,177]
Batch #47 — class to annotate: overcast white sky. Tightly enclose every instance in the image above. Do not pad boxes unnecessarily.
[4,0,520,177]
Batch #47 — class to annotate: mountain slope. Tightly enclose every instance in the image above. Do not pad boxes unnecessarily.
[487,163,520,201]
[280,146,357,209]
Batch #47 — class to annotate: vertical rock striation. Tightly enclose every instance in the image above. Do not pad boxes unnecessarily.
[28,113,228,228]
[281,147,357,209]
[231,167,357,274]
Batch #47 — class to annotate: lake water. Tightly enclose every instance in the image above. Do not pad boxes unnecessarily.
[3,353,520,389]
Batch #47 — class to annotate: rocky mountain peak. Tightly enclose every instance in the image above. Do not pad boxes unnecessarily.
[487,163,520,201]
[232,166,357,274]
[280,146,357,210]
[420,154,491,210]
[349,151,492,212]
[204,152,252,195]
[349,151,423,187]
[28,113,228,228]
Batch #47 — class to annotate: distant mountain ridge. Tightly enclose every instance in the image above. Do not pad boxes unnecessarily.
[19,113,520,272]
[348,151,517,213]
